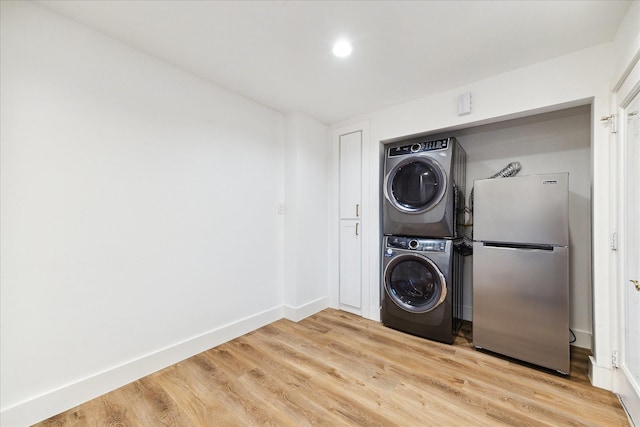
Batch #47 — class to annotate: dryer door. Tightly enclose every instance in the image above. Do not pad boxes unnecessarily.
[384,253,447,313]
[385,158,447,213]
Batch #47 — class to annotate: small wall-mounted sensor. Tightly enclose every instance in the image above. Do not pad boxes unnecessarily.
[458,92,472,115]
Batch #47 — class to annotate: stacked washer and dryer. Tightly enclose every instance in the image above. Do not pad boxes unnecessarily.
[381,136,466,344]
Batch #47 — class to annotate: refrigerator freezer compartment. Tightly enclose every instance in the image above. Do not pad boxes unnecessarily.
[473,173,569,246]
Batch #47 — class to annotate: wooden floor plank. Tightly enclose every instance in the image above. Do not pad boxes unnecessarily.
[33,308,630,426]
[213,339,341,426]
[253,322,470,426]
[229,334,398,426]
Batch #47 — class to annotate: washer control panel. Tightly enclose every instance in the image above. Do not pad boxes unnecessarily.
[388,138,449,157]
[386,236,447,252]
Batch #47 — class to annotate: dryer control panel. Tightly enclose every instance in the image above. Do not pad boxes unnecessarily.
[388,138,449,157]
[386,236,447,252]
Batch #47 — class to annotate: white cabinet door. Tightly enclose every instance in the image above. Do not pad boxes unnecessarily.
[339,220,361,309]
[339,131,362,220]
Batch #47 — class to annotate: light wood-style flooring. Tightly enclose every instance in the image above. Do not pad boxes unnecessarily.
[36,308,629,426]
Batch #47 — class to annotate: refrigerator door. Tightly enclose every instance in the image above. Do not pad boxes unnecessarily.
[473,173,569,246]
[472,242,570,373]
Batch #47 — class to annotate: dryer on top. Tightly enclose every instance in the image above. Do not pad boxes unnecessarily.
[383,136,466,238]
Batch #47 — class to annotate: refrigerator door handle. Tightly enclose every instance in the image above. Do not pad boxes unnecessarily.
[482,242,555,251]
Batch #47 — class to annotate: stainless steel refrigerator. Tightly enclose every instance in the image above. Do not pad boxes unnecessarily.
[472,172,570,374]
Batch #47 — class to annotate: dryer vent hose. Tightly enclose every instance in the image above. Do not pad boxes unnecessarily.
[469,161,521,211]
[488,161,522,179]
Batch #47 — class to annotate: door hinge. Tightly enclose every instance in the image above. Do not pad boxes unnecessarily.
[611,232,618,250]
[600,114,617,133]
[612,350,618,368]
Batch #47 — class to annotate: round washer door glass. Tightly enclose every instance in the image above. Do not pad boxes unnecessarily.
[389,159,445,212]
[385,254,447,313]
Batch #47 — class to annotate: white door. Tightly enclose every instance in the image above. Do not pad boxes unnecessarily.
[338,130,362,312]
[339,131,362,220]
[618,91,640,424]
[339,220,361,311]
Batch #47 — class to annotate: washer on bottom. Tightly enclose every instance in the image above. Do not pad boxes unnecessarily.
[381,236,461,344]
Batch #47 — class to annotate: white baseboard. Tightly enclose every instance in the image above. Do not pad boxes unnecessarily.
[570,327,592,350]
[283,297,330,322]
[589,355,613,391]
[1,306,284,427]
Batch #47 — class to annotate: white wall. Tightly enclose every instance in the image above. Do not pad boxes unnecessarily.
[0,2,290,425]
[332,42,615,385]
[284,112,331,320]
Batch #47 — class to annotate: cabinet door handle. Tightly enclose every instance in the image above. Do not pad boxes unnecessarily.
[355,222,359,236]
[356,204,360,217]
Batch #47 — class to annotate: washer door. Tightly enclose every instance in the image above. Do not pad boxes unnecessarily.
[384,253,447,313]
[385,157,446,213]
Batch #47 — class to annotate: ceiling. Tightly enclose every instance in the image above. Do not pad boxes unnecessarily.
[36,0,632,124]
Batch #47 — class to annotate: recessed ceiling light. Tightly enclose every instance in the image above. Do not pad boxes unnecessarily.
[332,39,352,58]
